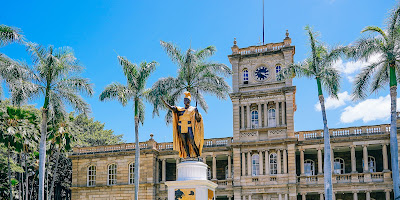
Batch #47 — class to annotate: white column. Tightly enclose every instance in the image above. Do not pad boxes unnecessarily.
[228,154,232,179]
[277,149,281,174]
[264,103,268,127]
[284,194,288,200]
[241,105,245,129]
[259,151,263,175]
[275,102,279,126]
[300,149,304,175]
[283,149,287,174]
[278,194,282,200]
[242,152,246,176]
[258,103,262,128]
[281,101,285,125]
[317,148,322,174]
[243,196,246,200]
[228,196,232,200]
[353,192,358,200]
[333,192,336,200]
[363,145,368,172]
[162,159,166,182]
[247,104,251,129]
[265,150,270,175]
[263,194,267,200]
[366,191,371,200]
[320,193,324,200]
[385,189,391,200]
[212,155,217,180]
[247,152,251,176]
[248,195,252,200]
[301,193,306,200]
[351,145,356,173]
[382,144,389,171]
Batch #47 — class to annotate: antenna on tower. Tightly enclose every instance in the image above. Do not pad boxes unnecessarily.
[262,0,265,45]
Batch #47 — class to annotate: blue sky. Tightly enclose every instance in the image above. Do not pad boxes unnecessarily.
[0,0,396,143]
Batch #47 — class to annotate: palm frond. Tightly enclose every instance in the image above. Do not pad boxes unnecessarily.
[361,26,388,42]
[195,46,216,60]
[352,61,385,100]
[99,83,132,106]
[160,40,183,66]
[319,66,341,98]
[0,25,24,46]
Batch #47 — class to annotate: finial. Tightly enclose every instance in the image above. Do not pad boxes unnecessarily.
[286,30,289,38]
[150,133,154,140]
[233,38,237,45]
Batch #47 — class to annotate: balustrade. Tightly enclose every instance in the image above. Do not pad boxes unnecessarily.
[295,124,390,141]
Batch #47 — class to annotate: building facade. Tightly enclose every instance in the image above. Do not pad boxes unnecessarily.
[70,32,399,200]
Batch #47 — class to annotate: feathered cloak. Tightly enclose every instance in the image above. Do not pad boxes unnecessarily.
[172,106,204,158]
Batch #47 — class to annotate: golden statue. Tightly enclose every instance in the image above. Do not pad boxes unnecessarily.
[162,92,204,158]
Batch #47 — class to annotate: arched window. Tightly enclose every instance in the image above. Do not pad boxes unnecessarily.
[362,156,376,173]
[251,110,259,129]
[333,158,345,174]
[276,65,282,81]
[268,109,276,127]
[270,153,277,175]
[243,69,249,84]
[129,163,135,184]
[304,160,315,176]
[252,154,260,176]
[87,165,96,186]
[108,164,117,185]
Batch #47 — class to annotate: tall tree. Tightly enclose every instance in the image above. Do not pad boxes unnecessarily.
[148,41,231,123]
[10,43,93,200]
[99,56,157,200]
[279,26,342,200]
[347,5,400,198]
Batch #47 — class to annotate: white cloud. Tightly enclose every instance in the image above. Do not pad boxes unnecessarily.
[340,95,400,123]
[314,91,352,111]
[333,54,381,82]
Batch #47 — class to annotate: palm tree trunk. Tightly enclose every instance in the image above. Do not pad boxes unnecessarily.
[134,99,140,200]
[48,147,61,200]
[38,108,48,200]
[317,78,332,200]
[390,86,400,199]
[134,116,140,200]
[8,142,13,200]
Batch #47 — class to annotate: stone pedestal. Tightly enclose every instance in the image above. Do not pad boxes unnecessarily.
[165,160,218,200]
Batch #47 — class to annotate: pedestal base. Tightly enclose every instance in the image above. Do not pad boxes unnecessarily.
[165,161,217,200]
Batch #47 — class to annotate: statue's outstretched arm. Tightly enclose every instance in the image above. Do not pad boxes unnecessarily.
[161,97,177,113]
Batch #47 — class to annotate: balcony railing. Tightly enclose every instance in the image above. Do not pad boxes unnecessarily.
[232,42,286,55]
[73,137,233,155]
[294,124,390,141]
[298,172,388,184]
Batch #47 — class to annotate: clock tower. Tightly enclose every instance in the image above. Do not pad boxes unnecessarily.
[228,31,298,200]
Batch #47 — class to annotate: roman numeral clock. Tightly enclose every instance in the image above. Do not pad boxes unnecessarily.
[254,66,269,81]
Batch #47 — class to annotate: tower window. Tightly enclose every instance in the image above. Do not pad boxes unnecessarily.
[252,154,260,176]
[268,109,276,127]
[251,110,259,129]
[276,65,282,81]
[362,156,376,173]
[269,153,277,175]
[243,69,249,84]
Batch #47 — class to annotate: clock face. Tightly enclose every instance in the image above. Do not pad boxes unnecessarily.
[254,66,269,81]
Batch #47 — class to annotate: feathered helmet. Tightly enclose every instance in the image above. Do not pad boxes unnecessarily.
[184,91,191,101]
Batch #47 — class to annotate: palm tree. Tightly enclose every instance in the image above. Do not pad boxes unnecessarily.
[99,56,158,200]
[148,41,231,123]
[10,43,93,200]
[279,26,342,200]
[346,5,400,198]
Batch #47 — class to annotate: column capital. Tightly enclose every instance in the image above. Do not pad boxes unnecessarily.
[349,145,356,148]
[316,147,322,151]
[352,191,359,194]
[258,149,263,153]
[298,148,304,152]
[212,154,216,158]
[384,189,392,192]
[382,143,388,147]
[362,144,368,148]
